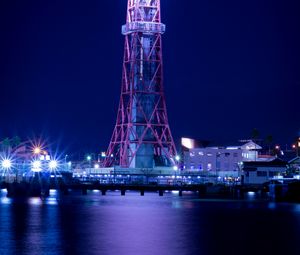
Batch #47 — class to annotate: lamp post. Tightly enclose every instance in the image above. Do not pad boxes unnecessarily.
[86,155,92,170]
[64,154,68,163]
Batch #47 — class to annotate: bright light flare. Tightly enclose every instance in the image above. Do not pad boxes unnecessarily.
[32,160,42,172]
[49,160,58,170]
[1,159,12,169]
[33,147,41,154]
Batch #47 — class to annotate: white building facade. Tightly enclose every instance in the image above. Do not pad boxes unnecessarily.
[183,141,263,178]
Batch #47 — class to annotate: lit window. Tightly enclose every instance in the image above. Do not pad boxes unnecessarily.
[198,151,204,156]
[207,163,212,171]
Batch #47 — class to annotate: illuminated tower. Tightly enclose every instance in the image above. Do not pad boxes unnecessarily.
[104,0,176,168]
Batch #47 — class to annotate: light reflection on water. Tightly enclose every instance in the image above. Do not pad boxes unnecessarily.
[0,191,300,255]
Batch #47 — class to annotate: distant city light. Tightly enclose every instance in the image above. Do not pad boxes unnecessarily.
[49,160,58,170]
[86,156,92,161]
[32,160,42,172]
[1,159,12,169]
[173,166,179,171]
[292,144,296,149]
[175,155,180,161]
[101,152,106,158]
[275,145,280,150]
[94,164,100,169]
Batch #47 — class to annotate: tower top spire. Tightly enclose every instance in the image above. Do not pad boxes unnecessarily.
[123,0,164,35]
[127,0,161,23]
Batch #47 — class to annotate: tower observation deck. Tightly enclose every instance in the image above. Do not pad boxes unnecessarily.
[103,0,176,169]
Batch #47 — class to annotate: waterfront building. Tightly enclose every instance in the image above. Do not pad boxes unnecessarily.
[182,140,272,178]
[241,158,287,185]
[288,157,300,172]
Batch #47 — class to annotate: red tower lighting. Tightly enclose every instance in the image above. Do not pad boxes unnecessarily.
[103,0,176,168]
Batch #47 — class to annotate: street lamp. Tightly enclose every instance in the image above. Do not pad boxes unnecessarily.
[32,160,42,172]
[49,160,58,170]
[86,155,92,169]
[33,147,41,155]
[1,159,12,170]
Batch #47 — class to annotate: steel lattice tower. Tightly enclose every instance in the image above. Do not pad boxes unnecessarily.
[104,0,176,168]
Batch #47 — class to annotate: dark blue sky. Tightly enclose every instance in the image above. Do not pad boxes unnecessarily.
[0,0,299,152]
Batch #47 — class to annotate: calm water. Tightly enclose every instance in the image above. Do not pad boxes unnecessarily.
[1,189,300,255]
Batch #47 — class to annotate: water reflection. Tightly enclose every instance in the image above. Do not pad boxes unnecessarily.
[0,191,300,255]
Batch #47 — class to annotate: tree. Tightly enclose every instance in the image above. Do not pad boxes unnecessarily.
[1,137,11,151]
[251,128,260,141]
[11,136,21,148]
[265,135,273,155]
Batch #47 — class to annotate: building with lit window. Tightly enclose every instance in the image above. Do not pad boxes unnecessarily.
[183,140,269,178]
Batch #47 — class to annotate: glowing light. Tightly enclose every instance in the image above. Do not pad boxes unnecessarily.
[173,166,179,171]
[94,164,100,169]
[33,147,41,154]
[86,156,91,161]
[181,138,195,149]
[275,145,280,150]
[29,198,42,205]
[175,155,180,161]
[49,160,58,170]
[32,160,42,172]
[1,159,12,169]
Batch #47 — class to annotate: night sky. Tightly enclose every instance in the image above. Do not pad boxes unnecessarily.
[1,0,299,153]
